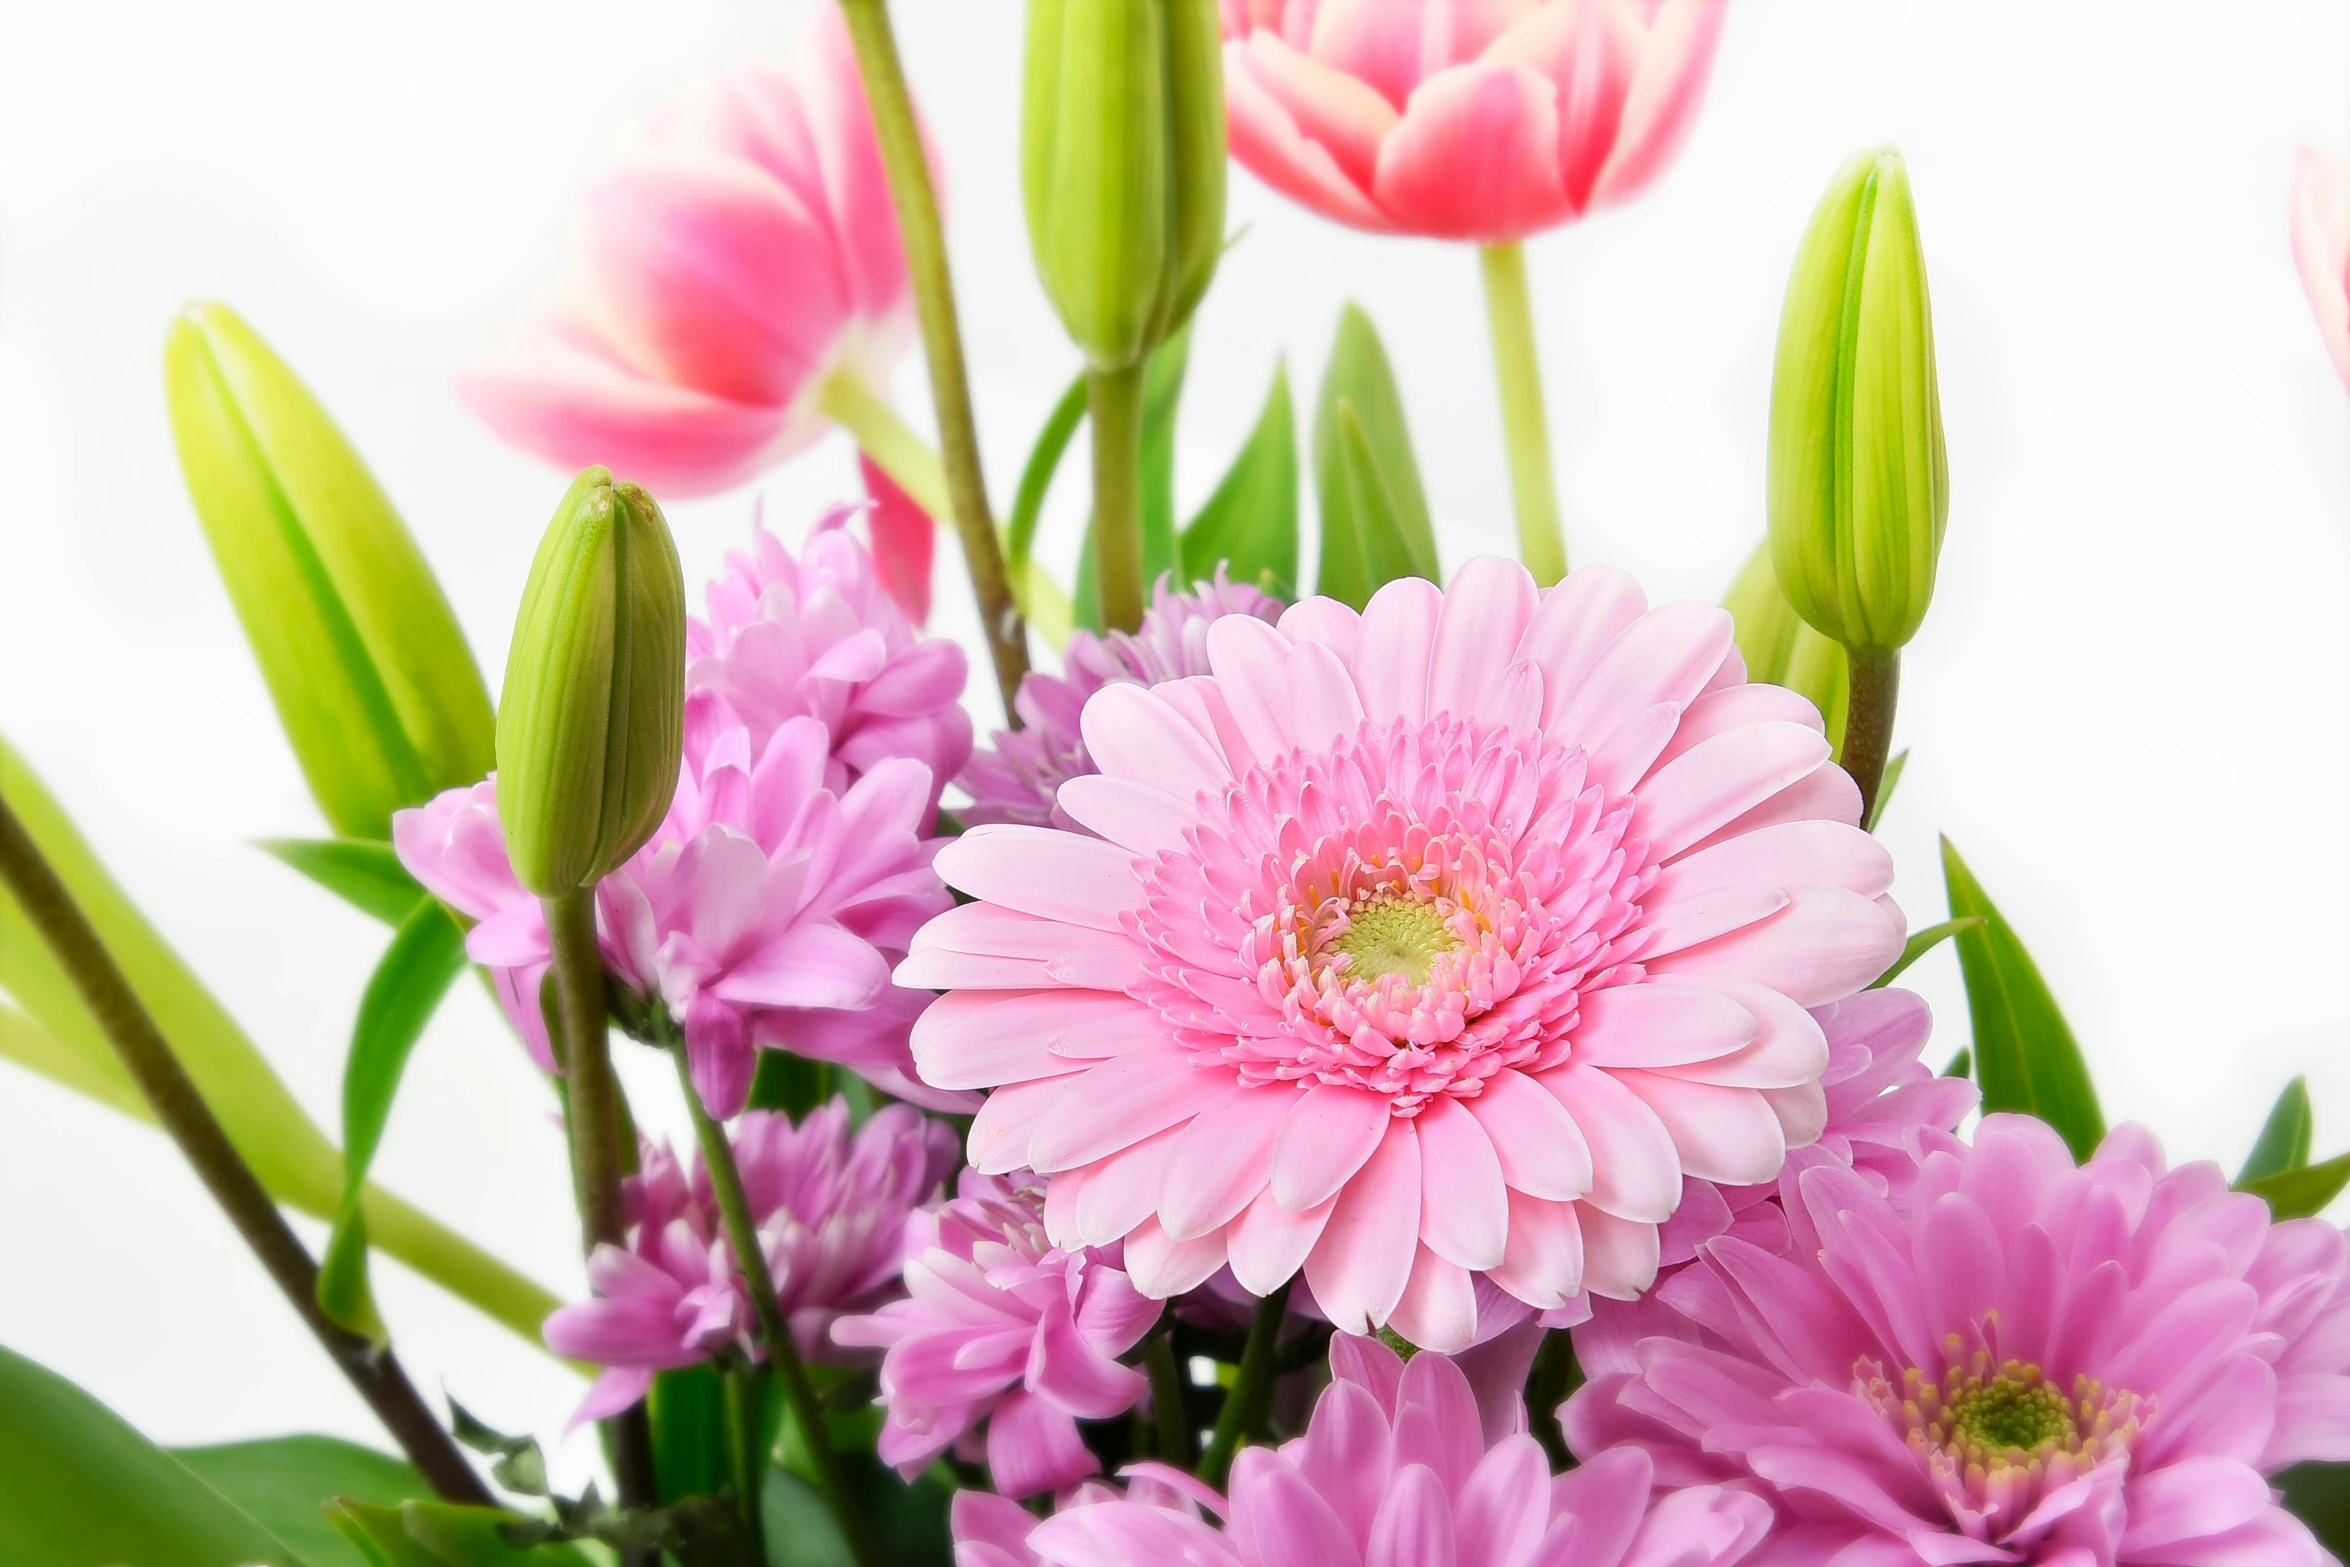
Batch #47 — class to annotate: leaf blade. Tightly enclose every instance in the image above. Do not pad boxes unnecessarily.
[175,1437,428,1567]
[1870,915,1983,989]
[2240,1154,2350,1220]
[258,838,427,926]
[1181,361,1299,597]
[1311,303,1437,609]
[2240,1077,2316,1185]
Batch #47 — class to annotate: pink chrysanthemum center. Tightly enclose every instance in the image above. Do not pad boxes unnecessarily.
[1861,1347,2150,1531]
[1131,715,1655,1115]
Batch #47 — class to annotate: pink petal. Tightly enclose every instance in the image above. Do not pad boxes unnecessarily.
[1466,1068,1595,1201]
[1414,1097,1509,1271]
[1371,64,1570,242]
[1274,1086,1394,1213]
[986,1387,1100,1499]
[715,921,889,1009]
[1027,1049,1234,1173]
[1492,1190,1585,1310]
[1351,576,1443,724]
[935,825,1144,933]
[1429,556,1540,719]
[1159,1085,1296,1242]
[1543,1065,1682,1223]
[1388,1245,1479,1354]
[857,454,933,625]
[1304,1119,1424,1334]
[1223,36,1397,233]
[1613,1072,1788,1187]
[1229,1186,1338,1297]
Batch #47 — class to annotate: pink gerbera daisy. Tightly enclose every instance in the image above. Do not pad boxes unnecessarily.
[901,558,1905,1351]
[1565,1114,2350,1565]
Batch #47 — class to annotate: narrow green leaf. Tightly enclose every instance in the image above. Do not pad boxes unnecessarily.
[763,1456,953,1567]
[1865,747,1909,831]
[329,1501,590,1567]
[1005,373,1089,574]
[1321,402,1426,610]
[175,1437,427,1567]
[1870,915,1984,988]
[1311,303,1436,609]
[319,900,470,1335]
[1181,361,1298,597]
[0,998,149,1120]
[2241,1154,2350,1219]
[2240,1077,2316,1184]
[259,837,426,925]
[0,1342,309,1566]
[1941,837,2106,1160]
[648,1365,731,1505]
[2280,1461,2350,1554]
[1942,1048,1972,1080]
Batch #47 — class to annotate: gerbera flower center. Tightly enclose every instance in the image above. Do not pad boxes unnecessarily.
[1329,894,1462,986]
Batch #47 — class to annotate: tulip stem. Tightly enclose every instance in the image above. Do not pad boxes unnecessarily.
[0,784,492,1506]
[543,890,660,1536]
[670,1041,876,1567]
[836,0,1031,715]
[1143,1319,1194,1469]
[1199,1280,1290,1490]
[1841,646,1901,829]
[1480,242,1567,586]
[1088,362,1150,633]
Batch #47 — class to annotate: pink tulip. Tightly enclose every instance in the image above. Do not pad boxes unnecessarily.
[1220,0,1728,242]
[461,11,918,497]
[2293,145,2350,389]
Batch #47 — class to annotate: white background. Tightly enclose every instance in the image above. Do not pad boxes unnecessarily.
[0,0,2345,1479]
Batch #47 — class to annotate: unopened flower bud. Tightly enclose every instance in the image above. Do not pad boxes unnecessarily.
[1725,540,1849,754]
[1022,0,1225,371]
[1768,146,1948,653]
[496,468,685,896]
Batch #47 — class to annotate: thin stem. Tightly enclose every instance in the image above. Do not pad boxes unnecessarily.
[542,891,659,1535]
[1088,362,1149,633]
[0,785,490,1505]
[835,0,1029,713]
[1198,1281,1289,1490]
[725,1365,769,1565]
[1525,1329,1584,1472]
[1479,242,1567,586]
[1840,646,1902,828]
[1143,1322,1193,1470]
[671,1043,877,1567]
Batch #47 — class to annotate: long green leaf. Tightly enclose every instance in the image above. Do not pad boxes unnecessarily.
[1941,837,2106,1160]
[1312,304,1436,608]
[260,838,427,925]
[2241,1155,2350,1220]
[1181,362,1298,597]
[1865,747,1908,831]
[1005,374,1089,576]
[175,1437,427,1567]
[1870,915,1983,989]
[0,735,560,1349]
[2240,1076,2316,1184]
[319,900,471,1335]
[0,1343,309,1566]
[329,1501,591,1567]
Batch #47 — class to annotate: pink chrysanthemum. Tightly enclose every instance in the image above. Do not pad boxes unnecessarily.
[1565,1114,2350,1566]
[953,1333,1773,1567]
[903,559,1906,1351]
[958,569,1283,830]
[831,1171,1161,1498]
[543,1100,957,1423]
[690,508,971,825]
[395,711,959,1119]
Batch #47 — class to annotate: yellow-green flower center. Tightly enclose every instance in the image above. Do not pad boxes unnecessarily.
[1944,1373,2078,1459]
[1332,897,1460,986]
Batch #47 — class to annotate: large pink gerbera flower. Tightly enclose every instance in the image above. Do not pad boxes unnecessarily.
[1565,1115,2350,1566]
[901,559,1905,1351]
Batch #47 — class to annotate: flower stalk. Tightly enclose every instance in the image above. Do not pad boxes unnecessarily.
[1088,361,1150,633]
[670,1040,876,1567]
[835,0,1030,715]
[1143,1319,1193,1469]
[1841,646,1901,826]
[0,783,492,1506]
[1198,1280,1290,1490]
[1481,242,1566,585]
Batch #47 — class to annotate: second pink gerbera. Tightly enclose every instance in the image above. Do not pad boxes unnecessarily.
[901,559,1904,1351]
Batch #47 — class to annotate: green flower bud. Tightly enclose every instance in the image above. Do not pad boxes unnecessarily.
[1768,147,1948,653]
[1724,540,1849,756]
[495,469,685,897]
[165,302,495,839]
[1023,0,1225,372]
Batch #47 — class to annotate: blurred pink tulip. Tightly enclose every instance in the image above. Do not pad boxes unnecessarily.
[858,454,935,625]
[461,11,918,497]
[2293,145,2350,389]
[1220,0,1726,242]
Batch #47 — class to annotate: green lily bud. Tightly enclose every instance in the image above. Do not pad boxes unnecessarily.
[495,469,684,897]
[1724,540,1849,755]
[1767,147,1948,653]
[1022,0,1225,372]
[165,302,495,839]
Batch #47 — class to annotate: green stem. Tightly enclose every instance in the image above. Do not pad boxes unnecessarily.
[1479,242,1567,586]
[0,785,492,1505]
[835,0,1029,713]
[1198,1281,1289,1490]
[1088,362,1149,633]
[1840,645,1901,829]
[671,1043,876,1567]
[1525,1329,1584,1472]
[1143,1323,1193,1469]
[542,891,659,1535]
[725,1365,769,1564]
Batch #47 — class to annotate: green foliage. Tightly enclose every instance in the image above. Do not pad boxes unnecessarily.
[2240,1156,2350,1220]
[164,301,494,839]
[1722,538,1849,755]
[2241,1077,2316,1184]
[259,838,427,925]
[1312,304,1437,609]
[320,900,471,1336]
[327,1501,594,1567]
[1006,374,1090,581]
[1870,915,1983,989]
[763,1458,952,1567]
[1182,361,1299,597]
[0,1342,309,1566]
[1867,747,1909,831]
[2282,1461,2350,1553]
[175,1437,428,1567]
[1941,837,2106,1160]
